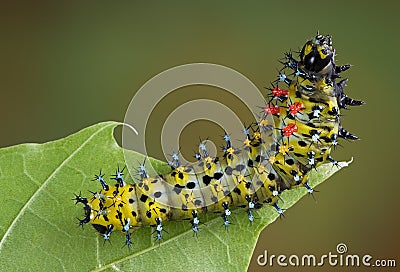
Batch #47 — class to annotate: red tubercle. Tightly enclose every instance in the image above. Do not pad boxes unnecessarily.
[271,87,289,98]
[288,102,305,116]
[264,104,281,115]
[281,123,298,137]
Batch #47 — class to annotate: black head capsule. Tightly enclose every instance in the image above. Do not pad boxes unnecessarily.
[300,34,334,73]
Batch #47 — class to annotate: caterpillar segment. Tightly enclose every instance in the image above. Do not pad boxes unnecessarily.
[75,33,363,246]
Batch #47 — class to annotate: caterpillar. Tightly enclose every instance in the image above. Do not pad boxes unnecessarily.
[74,33,364,247]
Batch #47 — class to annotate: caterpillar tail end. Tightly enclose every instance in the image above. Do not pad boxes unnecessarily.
[73,193,91,227]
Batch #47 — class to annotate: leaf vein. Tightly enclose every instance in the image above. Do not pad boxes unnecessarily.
[0,123,116,252]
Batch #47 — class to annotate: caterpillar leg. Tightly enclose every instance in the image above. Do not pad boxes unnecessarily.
[299,175,318,196]
[245,195,256,224]
[247,210,255,225]
[272,202,284,217]
[303,182,314,194]
[102,224,113,244]
[190,210,200,237]
[122,218,133,248]
[153,217,164,243]
[327,155,339,167]
[221,202,231,230]
[90,223,114,244]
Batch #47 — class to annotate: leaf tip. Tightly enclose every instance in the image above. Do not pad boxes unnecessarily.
[117,122,138,135]
[338,157,353,168]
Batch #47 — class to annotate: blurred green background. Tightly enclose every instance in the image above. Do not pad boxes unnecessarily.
[1,1,398,271]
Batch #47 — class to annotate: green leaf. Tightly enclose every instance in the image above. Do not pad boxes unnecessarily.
[0,122,349,272]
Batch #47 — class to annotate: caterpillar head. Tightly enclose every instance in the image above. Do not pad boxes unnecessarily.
[300,33,334,73]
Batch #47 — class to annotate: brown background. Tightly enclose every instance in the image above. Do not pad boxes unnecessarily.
[1,1,398,271]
